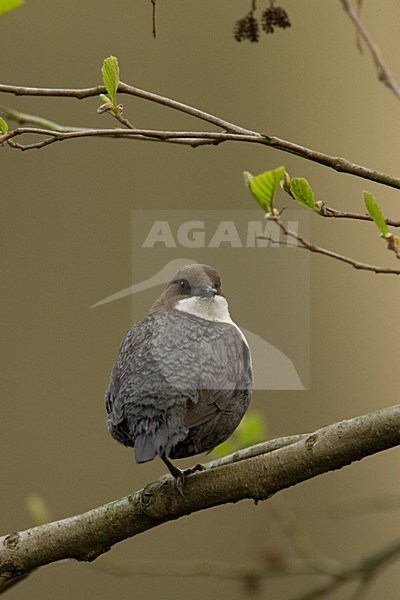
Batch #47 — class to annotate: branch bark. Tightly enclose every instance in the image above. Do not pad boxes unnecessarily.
[1,405,400,591]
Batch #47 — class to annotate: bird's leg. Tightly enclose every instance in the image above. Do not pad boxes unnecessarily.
[161,454,186,496]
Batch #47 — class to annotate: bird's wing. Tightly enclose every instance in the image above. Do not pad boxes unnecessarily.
[184,324,252,428]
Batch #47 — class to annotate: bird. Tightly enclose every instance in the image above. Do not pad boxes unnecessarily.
[105,263,253,492]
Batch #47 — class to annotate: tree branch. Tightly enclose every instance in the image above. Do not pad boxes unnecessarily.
[88,535,400,600]
[0,105,91,132]
[293,537,400,600]
[270,220,400,275]
[318,203,400,228]
[1,405,399,591]
[340,0,400,100]
[1,82,400,189]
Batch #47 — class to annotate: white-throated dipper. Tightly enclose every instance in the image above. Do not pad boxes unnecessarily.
[105,264,253,491]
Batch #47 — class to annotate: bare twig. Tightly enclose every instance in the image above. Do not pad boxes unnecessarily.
[0,83,105,98]
[319,203,400,228]
[292,538,400,600]
[90,555,313,580]
[0,82,255,134]
[1,82,400,189]
[271,220,400,275]
[0,105,90,132]
[1,404,400,591]
[112,107,135,129]
[329,492,400,519]
[151,0,157,38]
[269,501,342,576]
[340,0,400,100]
[1,127,257,151]
[208,434,308,468]
[89,538,400,600]
[90,536,400,599]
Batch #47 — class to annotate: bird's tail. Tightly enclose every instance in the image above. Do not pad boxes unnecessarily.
[134,418,189,463]
[134,425,169,463]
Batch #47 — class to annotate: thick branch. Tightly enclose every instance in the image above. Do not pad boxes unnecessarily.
[1,405,400,590]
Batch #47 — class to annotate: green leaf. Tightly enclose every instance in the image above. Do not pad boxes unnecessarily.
[364,191,389,237]
[97,93,116,115]
[290,177,316,211]
[244,166,285,212]
[0,0,23,17]
[101,56,119,107]
[99,93,111,104]
[0,117,8,134]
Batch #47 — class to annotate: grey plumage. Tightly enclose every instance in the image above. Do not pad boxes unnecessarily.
[105,264,252,487]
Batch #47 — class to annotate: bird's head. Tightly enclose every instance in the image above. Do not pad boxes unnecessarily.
[149,264,231,322]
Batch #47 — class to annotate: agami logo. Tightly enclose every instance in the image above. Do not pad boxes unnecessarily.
[92,210,310,391]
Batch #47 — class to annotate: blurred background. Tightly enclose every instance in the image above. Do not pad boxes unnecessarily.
[1,1,400,598]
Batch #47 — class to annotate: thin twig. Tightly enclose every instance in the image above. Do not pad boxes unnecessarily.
[0,83,105,98]
[319,203,400,227]
[0,82,255,134]
[113,107,135,129]
[90,556,313,580]
[340,0,400,100]
[271,220,400,275]
[0,105,90,132]
[1,128,256,151]
[151,0,157,38]
[269,501,342,576]
[292,538,400,600]
[208,434,308,469]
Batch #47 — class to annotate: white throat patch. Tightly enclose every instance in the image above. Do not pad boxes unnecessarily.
[176,295,233,324]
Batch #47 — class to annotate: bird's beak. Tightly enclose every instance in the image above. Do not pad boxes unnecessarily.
[201,285,218,298]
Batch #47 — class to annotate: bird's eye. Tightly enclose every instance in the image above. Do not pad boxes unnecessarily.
[179,279,191,294]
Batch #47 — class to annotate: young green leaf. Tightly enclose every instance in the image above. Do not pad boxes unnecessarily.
[101,56,119,108]
[244,166,285,212]
[0,0,24,17]
[99,93,111,105]
[97,93,116,115]
[290,177,316,211]
[364,191,389,237]
[0,117,8,134]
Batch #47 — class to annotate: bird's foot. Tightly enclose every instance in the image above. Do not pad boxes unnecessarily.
[161,454,187,497]
[175,471,187,497]
[183,463,205,476]
[161,455,205,497]
[175,464,206,496]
